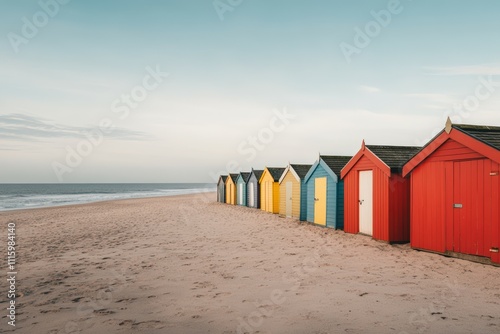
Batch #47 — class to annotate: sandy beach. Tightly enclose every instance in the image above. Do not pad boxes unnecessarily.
[0,193,499,334]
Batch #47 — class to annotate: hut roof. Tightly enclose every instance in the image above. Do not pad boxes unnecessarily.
[251,169,264,180]
[366,146,421,172]
[320,156,353,176]
[266,167,286,181]
[239,172,251,183]
[403,119,500,177]
[454,123,500,151]
[290,164,313,179]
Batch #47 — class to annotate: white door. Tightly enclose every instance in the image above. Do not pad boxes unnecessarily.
[359,170,373,236]
[249,183,254,207]
[286,182,293,217]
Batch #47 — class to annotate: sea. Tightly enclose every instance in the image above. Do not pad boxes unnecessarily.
[0,183,216,211]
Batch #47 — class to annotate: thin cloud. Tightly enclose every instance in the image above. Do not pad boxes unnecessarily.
[424,64,500,76]
[405,93,457,105]
[359,85,381,93]
[0,113,153,141]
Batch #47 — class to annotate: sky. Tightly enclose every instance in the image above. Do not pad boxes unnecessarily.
[1,0,500,183]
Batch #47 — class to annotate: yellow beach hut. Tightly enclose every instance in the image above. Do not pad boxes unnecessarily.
[278,164,312,220]
[259,167,285,214]
[225,173,238,205]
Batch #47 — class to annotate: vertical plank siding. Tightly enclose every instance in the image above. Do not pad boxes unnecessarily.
[273,182,280,214]
[225,177,237,205]
[336,180,345,229]
[305,164,341,229]
[217,180,225,203]
[492,161,500,264]
[372,165,390,242]
[247,174,260,209]
[300,179,308,221]
[408,137,500,264]
[216,123,500,265]
[410,161,447,252]
[279,172,301,219]
[344,155,411,243]
[236,178,247,206]
[260,170,280,214]
[388,174,411,242]
[343,167,359,234]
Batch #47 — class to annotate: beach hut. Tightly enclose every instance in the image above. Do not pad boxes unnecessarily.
[225,173,239,205]
[340,142,421,243]
[259,167,285,214]
[217,175,227,203]
[403,119,500,265]
[304,156,352,228]
[247,169,264,209]
[278,164,312,220]
[236,172,251,206]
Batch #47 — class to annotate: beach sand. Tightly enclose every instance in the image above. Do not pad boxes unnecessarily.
[0,193,499,334]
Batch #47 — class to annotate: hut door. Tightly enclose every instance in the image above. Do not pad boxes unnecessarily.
[265,181,272,212]
[249,183,254,207]
[359,171,373,236]
[268,182,274,212]
[286,182,293,217]
[314,178,327,226]
[233,184,236,205]
[239,185,243,205]
[263,182,267,211]
[452,160,485,256]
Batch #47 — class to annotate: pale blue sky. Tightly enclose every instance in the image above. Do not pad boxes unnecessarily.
[1,0,500,182]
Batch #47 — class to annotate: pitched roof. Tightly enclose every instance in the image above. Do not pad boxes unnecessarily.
[239,172,251,183]
[266,167,286,181]
[320,156,353,176]
[251,169,264,180]
[219,175,227,184]
[228,173,239,182]
[366,145,421,172]
[290,164,313,179]
[403,121,500,177]
[453,123,500,151]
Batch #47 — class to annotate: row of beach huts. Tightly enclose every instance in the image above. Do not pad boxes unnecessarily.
[216,119,500,266]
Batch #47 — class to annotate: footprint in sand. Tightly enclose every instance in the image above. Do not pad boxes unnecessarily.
[116,297,138,303]
[94,308,116,315]
[213,292,231,298]
[40,309,61,314]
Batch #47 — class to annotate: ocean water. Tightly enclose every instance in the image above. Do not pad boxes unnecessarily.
[0,183,216,211]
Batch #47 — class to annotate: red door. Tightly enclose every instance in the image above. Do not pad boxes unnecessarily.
[452,159,486,257]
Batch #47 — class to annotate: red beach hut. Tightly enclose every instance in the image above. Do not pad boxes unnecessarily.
[340,141,421,243]
[403,118,500,265]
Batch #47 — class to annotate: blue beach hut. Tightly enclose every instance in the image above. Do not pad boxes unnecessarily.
[304,156,352,228]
